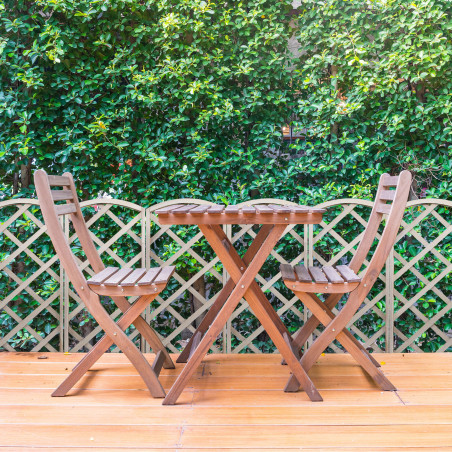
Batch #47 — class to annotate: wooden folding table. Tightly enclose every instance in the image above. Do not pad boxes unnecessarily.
[155,203,325,405]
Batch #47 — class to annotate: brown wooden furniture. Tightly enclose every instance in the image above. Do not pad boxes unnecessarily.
[280,171,412,394]
[156,203,326,404]
[34,170,175,398]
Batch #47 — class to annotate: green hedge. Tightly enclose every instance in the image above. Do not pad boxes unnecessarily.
[1,0,451,202]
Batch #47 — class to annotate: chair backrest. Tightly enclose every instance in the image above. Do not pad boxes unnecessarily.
[349,170,412,284]
[34,170,105,298]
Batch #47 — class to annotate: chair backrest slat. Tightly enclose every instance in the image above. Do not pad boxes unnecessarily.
[381,175,399,186]
[52,190,74,201]
[375,204,392,215]
[55,203,77,215]
[379,190,395,201]
[47,175,71,186]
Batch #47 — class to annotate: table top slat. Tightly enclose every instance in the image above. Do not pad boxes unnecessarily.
[242,206,256,215]
[189,205,211,215]
[225,205,240,214]
[154,204,185,215]
[268,204,292,214]
[254,204,274,214]
[208,205,225,214]
[172,204,198,215]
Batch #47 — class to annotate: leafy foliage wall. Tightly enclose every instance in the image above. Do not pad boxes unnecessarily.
[1,0,451,203]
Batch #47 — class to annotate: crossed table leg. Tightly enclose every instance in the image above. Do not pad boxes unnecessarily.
[177,225,287,364]
[163,223,322,405]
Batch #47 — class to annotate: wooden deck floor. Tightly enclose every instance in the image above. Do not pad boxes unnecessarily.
[1,352,451,451]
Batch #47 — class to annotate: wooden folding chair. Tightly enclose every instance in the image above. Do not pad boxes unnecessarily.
[34,169,175,398]
[280,171,412,394]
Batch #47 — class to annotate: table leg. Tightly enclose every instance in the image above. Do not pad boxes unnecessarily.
[210,225,292,338]
[204,225,321,401]
[163,224,284,405]
[177,225,274,363]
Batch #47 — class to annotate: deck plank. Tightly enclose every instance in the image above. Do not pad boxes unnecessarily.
[0,352,451,449]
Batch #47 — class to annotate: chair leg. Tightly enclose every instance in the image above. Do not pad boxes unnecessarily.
[290,293,381,368]
[53,294,165,398]
[285,292,396,393]
[112,295,174,369]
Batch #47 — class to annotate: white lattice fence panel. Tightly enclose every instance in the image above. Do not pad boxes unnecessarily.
[1,197,451,354]
[0,200,62,352]
[392,200,452,353]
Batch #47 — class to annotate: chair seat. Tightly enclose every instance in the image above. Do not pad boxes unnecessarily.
[87,266,175,296]
[280,263,361,294]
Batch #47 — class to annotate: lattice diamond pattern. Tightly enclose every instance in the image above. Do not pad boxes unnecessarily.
[0,202,61,352]
[393,203,452,352]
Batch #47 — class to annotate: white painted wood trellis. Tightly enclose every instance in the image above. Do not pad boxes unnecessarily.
[1,198,451,354]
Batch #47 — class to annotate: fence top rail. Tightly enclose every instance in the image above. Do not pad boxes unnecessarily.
[2,197,451,212]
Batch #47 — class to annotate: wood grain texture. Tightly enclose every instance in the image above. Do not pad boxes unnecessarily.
[158,211,323,225]
[1,352,451,449]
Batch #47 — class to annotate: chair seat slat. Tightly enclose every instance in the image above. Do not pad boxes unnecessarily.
[154,266,176,284]
[87,267,120,285]
[120,268,148,286]
[308,266,329,283]
[55,204,77,215]
[137,268,162,286]
[103,268,135,286]
[294,265,312,283]
[280,264,296,281]
[335,265,361,283]
[322,266,344,284]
